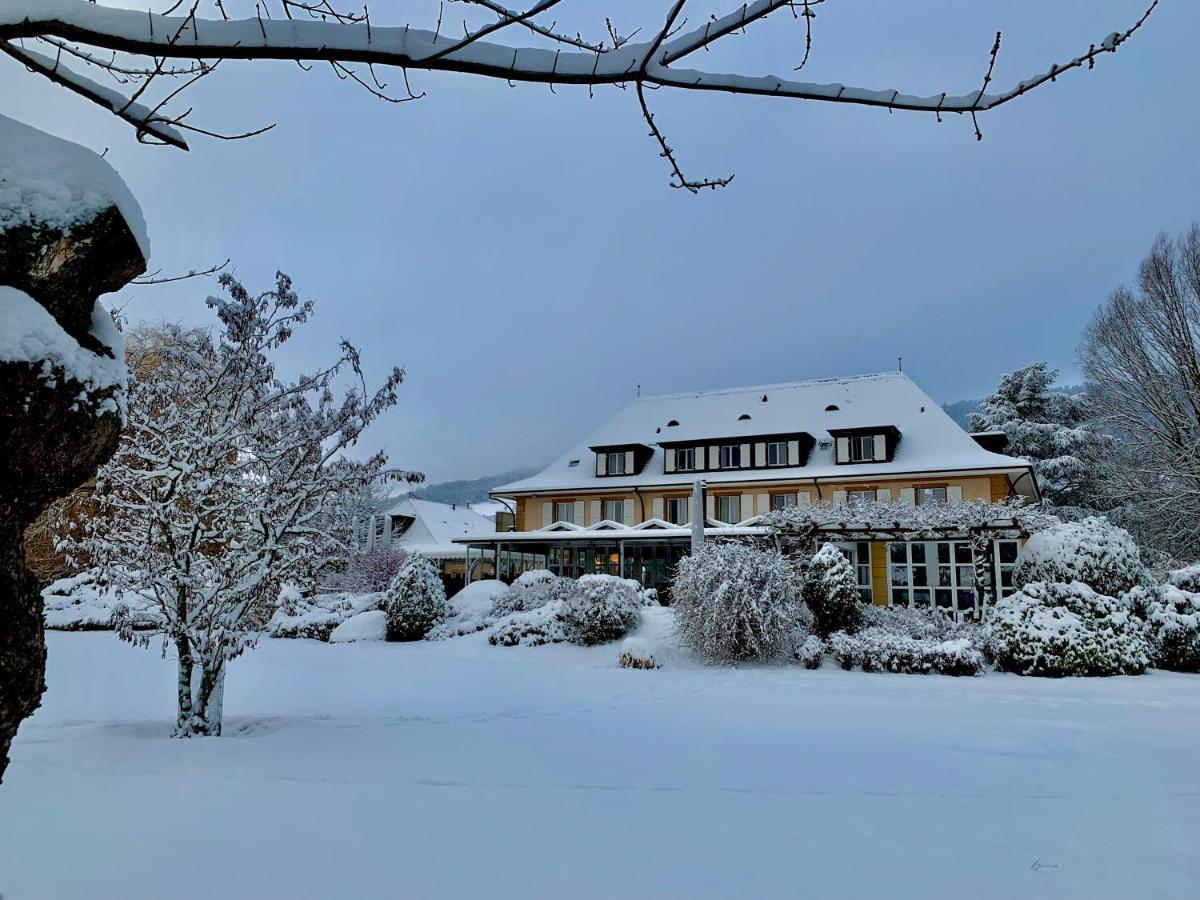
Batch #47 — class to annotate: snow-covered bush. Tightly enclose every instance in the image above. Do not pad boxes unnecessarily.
[986,581,1148,677]
[1168,564,1200,594]
[336,547,410,594]
[329,610,387,643]
[829,628,983,676]
[560,574,643,646]
[1129,582,1200,673]
[426,580,509,640]
[267,591,382,641]
[618,637,661,669]
[384,556,447,642]
[487,602,569,647]
[1013,518,1145,597]
[859,604,961,641]
[802,543,864,638]
[491,569,573,616]
[793,634,826,670]
[672,543,808,664]
[41,573,160,632]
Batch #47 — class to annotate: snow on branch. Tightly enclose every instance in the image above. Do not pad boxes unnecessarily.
[0,0,1159,188]
[759,497,1059,540]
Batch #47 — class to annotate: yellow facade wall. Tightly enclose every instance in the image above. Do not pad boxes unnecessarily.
[870,541,889,606]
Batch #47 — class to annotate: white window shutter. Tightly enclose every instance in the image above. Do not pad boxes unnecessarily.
[877,487,892,502]
[836,436,850,463]
[705,494,715,520]
[590,499,601,524]
[798,490,812,505]
[652,497,664,519]
[683,497,692,524]
[873,434,887,461]
[739,443,750,467]
[739,493,753,520]
[573,500,584,524]
[787,440,800,466]
[755,493,769,515]
[596,453,607,476]
[624,451,635,474]
[542,502,553,528]
[664,448,676,473]
[708,445,719,469]
[754,442,766,466]
[899,488,915,506]
[832,489,847,506]
[947,485,963,504]
[383,516,392,547]
[624,499,636,525]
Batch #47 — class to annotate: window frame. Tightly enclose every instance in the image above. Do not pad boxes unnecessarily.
[916,485,948,506]
[888,540,978,620]
[847,488,877,505]
[605,451,627,475]
[602,498,625,522]
[770,492,797,512]
[765,440,789,467]
[718,444,742,469]
[552,500,575,524]
[848,434,876,462]
[675,446,696,472]
[665,496,690,525]
[716,494,742,523]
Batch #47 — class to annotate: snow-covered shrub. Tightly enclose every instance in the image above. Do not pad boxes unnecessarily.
[1129,583,1200,673]
[384,556,448,642]
[560,574,643,646]
[267,591,382,641]
[672,543,807,664]
[793,634,826,670]
[618,637,661,669]
[1013,518,1145,597]
[329,610,387,643]
[802,543,864,637]
[1168,564,1200,594]
[426,580,509,640]
[487,602,569,647]
[336,547,410,594]
[829,628,983,676]
[986,581,1149,677]
[859,604,960,641]
[491,569,572,616]
[41,572,160,632]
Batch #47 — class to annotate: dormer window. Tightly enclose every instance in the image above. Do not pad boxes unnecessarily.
[830,426,900,465]
[676,447,696,471]
[593,443,653,477]
[719,444,743,469]
[606,451,627,475]
[765,440,789,466]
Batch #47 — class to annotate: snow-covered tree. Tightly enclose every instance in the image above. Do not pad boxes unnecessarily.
[802,543,863,638]
[560,574,642,646]
[492,569,572,616]
[1128,581,1200,673]
[672,542,809,664]
[68,271,407,736]
[1079,225,1200,559]
[969,362,1109,509]
[384,556,448,641]
[0,1,1158,190]
[338,547,411,594]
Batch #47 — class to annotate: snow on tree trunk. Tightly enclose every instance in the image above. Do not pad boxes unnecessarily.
[0,115,146,781]
[66,273,408,738]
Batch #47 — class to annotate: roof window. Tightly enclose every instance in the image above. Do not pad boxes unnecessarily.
[825,404,840,412]
[738,413,751,421]
[666,419,679,427]
[567,459,580,468]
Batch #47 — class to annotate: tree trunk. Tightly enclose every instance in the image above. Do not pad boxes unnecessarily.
[0,122,146,781]
[174,652,225,738]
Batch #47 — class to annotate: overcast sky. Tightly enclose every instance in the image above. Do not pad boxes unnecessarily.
[3,1,1196,481]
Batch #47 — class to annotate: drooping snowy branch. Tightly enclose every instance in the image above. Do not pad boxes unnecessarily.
[0,0,1159,188]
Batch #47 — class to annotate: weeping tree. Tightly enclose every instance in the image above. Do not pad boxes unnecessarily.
[65,272,412,737]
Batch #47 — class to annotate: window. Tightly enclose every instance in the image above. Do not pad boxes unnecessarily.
[567,459,580,468]
[719,444,742,468]
[830,541,873,604]
[849,435,876,462]
[770,492,797,512]
[676,446,696,471]
[666,496,689,525]
[917,486,947,506]
[553,500,575,524]
[606,451,626,475]
[766,440,788,466]
[847,488,876,504]
[602,499,625,522]
[716,495,742,523]
[995,539,1020,597]
[889,541,978,620]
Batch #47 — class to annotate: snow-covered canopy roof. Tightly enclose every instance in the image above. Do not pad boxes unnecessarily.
[494,372,1033,495]
[380,497,495,559]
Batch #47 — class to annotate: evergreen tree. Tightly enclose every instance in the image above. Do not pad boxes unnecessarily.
[385,556,448,642]
[803,544,864,638]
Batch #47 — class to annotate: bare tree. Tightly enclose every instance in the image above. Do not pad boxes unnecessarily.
[0,0,1158,190]
[1079,224,1200,560]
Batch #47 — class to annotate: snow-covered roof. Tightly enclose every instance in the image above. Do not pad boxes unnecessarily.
[381,497,495,558]
[494,372,1032,494]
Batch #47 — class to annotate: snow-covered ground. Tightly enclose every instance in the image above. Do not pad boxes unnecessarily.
[2,616,1197,899]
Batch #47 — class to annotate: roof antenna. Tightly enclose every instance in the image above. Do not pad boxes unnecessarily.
[897,356,903,373]
[636,384,641,397]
